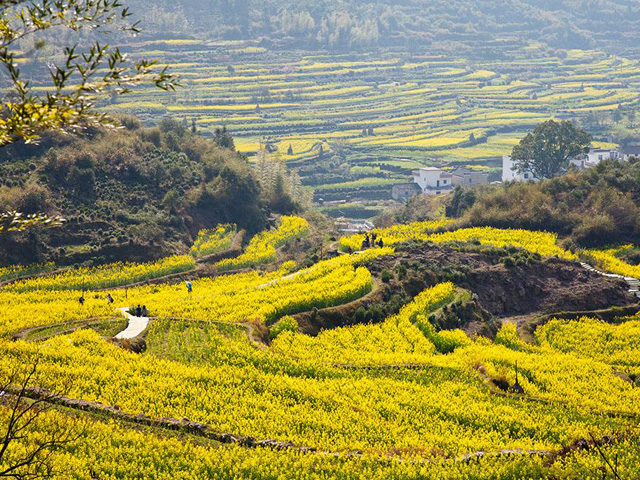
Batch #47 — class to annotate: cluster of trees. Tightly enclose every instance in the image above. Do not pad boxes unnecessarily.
[0,119,301,266]
[448,159,640,247]
[132,0,640,52]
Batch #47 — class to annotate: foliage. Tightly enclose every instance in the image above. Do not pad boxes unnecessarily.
[0,0,178,146]
[134,0,640,52]
[0,121,267,265]
[454,160,640,247]
[510,120,592,179]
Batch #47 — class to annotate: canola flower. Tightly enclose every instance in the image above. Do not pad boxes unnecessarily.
[340,222,575,260]
[216,216,310,271]
[4,404,640,480]
[2,224,640,476]
[5,255,196,292]
[0,262,54,282]
[339,219,453,251]
[272,282,458,365]
[537,316,640,369]
[0,249,391,337]
[0,326,627,457]
[190,224,237,258]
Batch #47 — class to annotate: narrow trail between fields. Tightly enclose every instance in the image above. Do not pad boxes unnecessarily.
[581,262,640,299]
[4,384,632,466]
[115,308,149,340]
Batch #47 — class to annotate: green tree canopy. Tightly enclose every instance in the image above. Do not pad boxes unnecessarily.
[511,120,592,179]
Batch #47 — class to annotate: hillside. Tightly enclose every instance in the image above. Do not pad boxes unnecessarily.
[2,220,640,478]
[451,159,640,247]
[137,0,640,54]
[0,119,271,266]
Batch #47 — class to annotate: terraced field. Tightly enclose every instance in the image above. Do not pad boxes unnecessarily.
[97,41,639,191]
[3,220,640,478]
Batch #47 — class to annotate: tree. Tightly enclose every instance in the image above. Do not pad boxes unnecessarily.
[0,357,77,479]
[0,0,178,147]
[213,126,235,150]
[511,120,592,179]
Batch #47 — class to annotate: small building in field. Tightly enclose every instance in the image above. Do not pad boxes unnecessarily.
[392,183,421,201]
[450,167,490,187]
[412,167,454,195]
[502,155,537,183]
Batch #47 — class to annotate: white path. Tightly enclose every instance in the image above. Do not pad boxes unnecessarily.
[581,262,640,299]
[115,307,149,340]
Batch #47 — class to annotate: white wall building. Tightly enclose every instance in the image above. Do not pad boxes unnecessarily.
[502,155,537,183]
[411,167,454,195]
[504,147,628,181]
[571,148,621,169]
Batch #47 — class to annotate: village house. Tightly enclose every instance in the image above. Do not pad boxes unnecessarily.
[391,183,422,201]
[502,155,537,182]
[450,167,490,187]
[570,148,621,170]
[503,146,632,182]
[411,167,454,196]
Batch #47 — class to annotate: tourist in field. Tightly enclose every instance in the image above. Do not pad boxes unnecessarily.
[142,305,149,317]
[378,238,384,248]
[186,281,193,293]
[106,294,114,304]
[78,296,85,305]
[135,305,142,317]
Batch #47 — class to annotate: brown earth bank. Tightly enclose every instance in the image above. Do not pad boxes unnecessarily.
[368,241,637,318]
[291,241,636,339]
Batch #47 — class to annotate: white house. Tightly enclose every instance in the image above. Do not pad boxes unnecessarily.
[571,148,621,169]
[502,155,537,183]
[411,167,454,195]
[504,146,628,181]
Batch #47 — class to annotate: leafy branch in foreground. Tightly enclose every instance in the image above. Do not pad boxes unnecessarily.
[0,0,180,146]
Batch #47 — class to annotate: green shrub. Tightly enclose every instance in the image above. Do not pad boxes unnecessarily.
[270,316,299,340]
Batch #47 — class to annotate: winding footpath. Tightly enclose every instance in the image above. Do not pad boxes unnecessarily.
[115,308,149,340]
[581,262,640,299]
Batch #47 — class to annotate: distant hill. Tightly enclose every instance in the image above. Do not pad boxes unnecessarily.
[0,119,268,266]
[135,0,640,54]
